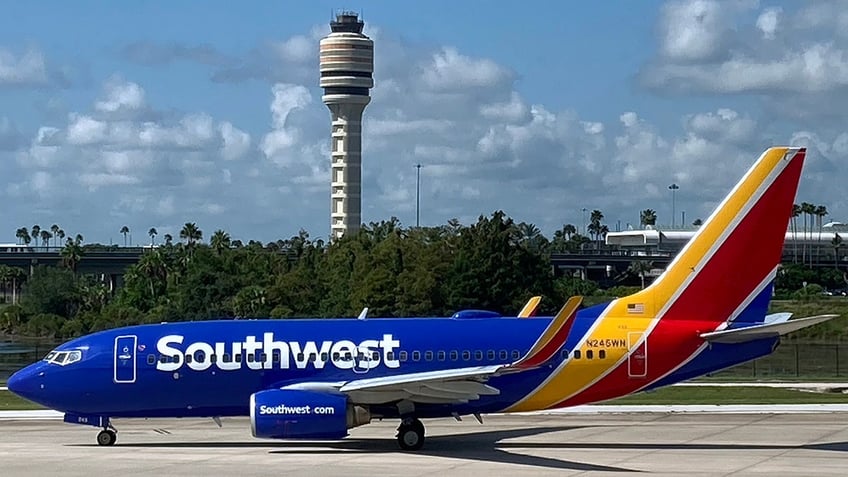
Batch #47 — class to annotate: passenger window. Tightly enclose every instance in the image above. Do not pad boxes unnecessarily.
[437,351,446,361]
[450,350,458,361]
[387,351,395,361]
[210,354,217,363]
[247,354,255,363]
[235,354,243,363]
[271,352,279,363]
[474,351,483,361]
[560,349,569,359]
[147,354,156,365]
[332,352,340,361]
[185,354,193,364]
[487,350,495,360]
[343,352,352,361]
[586,350,594,360]
[462,351,471,361]
[412,351,421,361]
[499,350,508,360]
[223,353,232,363]
[296,353,305,361]
[321,352,329,361]
[574,350,582,359]
[512,350,521,360]
[372,351,380,360]
[599,350,606,359]
[194,351,205,362]
[424,351,433,361]
[399,351,408,362]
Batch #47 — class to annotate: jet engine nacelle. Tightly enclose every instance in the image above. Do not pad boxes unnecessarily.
[250,389,371,440]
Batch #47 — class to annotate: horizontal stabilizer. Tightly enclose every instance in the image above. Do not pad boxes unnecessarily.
[700,315,838,344]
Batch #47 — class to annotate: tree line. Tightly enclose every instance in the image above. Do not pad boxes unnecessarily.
[0,204,843,339]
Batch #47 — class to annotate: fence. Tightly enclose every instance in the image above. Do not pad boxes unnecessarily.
[710,341,848,379]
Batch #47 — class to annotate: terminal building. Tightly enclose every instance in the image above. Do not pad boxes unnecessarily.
[550,221,848,286]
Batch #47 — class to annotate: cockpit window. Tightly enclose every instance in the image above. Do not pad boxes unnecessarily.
[43,349,82,366]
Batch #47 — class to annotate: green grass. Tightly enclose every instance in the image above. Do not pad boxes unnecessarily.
[0,391,45,410]
[602,386,848,405]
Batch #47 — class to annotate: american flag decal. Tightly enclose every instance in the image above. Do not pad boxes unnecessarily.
[627,303,644,314]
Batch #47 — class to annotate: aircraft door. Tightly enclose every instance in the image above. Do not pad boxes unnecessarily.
[114,335,137,383]
[627,332,647,378]
[352,346,379,374]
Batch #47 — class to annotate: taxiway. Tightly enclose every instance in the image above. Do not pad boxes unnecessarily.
[0,413,846,476]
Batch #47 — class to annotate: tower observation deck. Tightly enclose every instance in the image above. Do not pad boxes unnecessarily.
[320,12,374,240]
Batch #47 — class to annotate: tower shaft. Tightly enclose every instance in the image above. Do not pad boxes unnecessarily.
[320,12,373,240]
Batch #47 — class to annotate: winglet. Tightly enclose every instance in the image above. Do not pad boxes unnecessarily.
[518,296,542,318]
[510,296,582,370]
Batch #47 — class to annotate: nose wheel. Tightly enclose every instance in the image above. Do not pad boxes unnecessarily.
[97,429,117,446]
[396,418,425,451]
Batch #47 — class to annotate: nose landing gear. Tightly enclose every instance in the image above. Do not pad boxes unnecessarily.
[96,428,117,446]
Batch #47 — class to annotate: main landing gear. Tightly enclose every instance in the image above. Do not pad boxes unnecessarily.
[396,418,425,451]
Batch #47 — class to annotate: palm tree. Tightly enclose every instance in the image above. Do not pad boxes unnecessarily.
[628,260,653,289]
[163,234,173,246]
[815,205,828,265]
[120,226,130,246]
[148,227,158,246]
[791,203,801,264]
[31,225,40,249]
[40,230,51,247]
[50,224,59,247]
[15,227,28,245]
[832,233,843,270]
[692,219,703,227]
[210,229,231,254]
[802,202,817,264]
[563,224,576,240]
[60,237,84,273]
[179,222,202,245]
[640,209,657,227]
[75,233,84,244]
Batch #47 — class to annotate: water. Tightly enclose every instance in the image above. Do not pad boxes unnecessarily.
[0,336,61,380]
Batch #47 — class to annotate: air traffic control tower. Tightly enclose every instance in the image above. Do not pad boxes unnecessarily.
[320,12,374,240]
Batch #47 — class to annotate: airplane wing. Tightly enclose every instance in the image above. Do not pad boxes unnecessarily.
[281,297,583,405]
[700,314,838,344]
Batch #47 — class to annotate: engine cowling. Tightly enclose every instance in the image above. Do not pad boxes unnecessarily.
[250,389,371,440]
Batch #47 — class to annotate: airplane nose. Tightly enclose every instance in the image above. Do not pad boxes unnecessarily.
[7,365,40,400]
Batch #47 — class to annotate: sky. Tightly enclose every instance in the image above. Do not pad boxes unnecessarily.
[2,0,848,245]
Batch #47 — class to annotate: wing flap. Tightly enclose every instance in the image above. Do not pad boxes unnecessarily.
[700,314,838,344]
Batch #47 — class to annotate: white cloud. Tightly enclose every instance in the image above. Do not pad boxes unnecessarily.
[95,77,146,113]
[421,47,513,92]
[756,7,782,40]
[659,0,728,61]
[0,47,48,86]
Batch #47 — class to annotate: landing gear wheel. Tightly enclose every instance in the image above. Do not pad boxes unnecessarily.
[97,429,117,446]
[396,418,425,451]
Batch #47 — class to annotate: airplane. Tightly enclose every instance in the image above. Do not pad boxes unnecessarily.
[7,146,839,451]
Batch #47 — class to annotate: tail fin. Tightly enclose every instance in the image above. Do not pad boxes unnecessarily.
[615,147,806,325]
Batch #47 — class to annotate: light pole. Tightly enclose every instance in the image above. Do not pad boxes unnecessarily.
[415,163,422,227]
[582,208,587,235]
[668,183,679,228]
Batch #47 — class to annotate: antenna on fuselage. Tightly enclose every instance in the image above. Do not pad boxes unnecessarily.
[357,307,368,320]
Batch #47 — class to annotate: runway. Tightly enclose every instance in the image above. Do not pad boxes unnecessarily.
[0,413,845,476]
